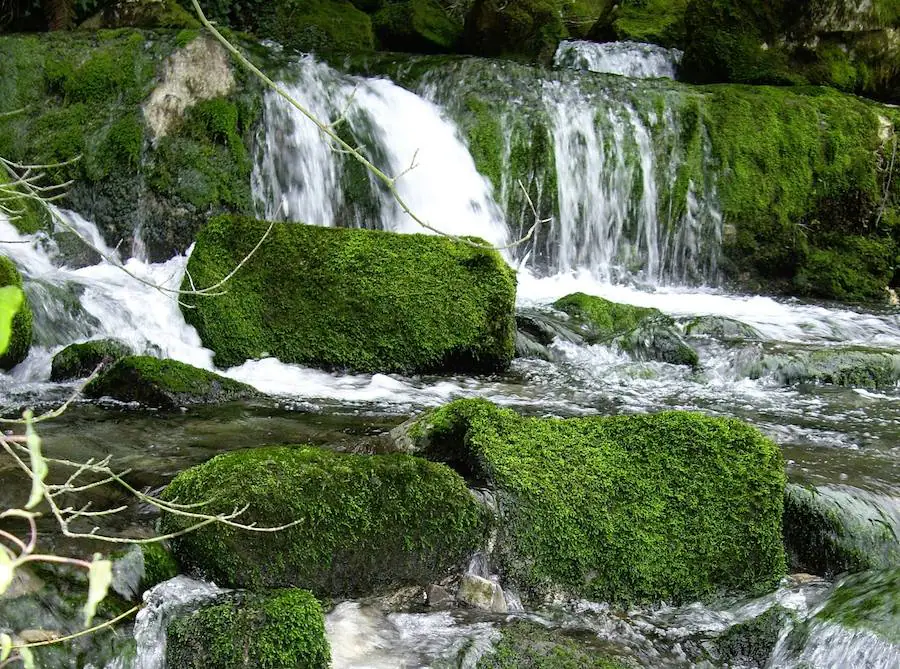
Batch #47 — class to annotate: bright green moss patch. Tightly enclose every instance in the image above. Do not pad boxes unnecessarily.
[783,484,900,578]
[50,338,131,381]
[476,620,629,668]
[373,0,462,52]
[161,446,488,595]
[84,356,257,408]
[554,292,659,340]
[180,216,517,374]
[816,569,900,645]
[413,399,786,605]
[0,257,32,371]
[713,606,790,668]
[166,589,330,669]
[590,0,687,48]
[140,543,180,591]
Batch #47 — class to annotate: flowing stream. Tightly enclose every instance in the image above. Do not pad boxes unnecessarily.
[0,43,898,668]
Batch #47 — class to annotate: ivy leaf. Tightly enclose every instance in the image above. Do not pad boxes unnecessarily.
[0,632,10,661]
[24,411,47,511]
[84,554,113,627]
[0,286,23,356]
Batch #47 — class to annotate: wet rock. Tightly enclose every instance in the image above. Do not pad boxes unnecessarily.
[166,589,330,669]
[783,484,900,578]
[426,583,453,608]
[747,345,900,389]
[457,574,507,613]
[616,314,699,367]
[50,338,132,381]
[161,446,488,596]
[684,315,764,341]
[462,0,567,62]
[714,606,791,668]
[373,0,462,53]
[409,399,786,605]
[85,356,258,409]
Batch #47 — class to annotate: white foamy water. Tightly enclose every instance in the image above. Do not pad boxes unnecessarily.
[554,40,683,79]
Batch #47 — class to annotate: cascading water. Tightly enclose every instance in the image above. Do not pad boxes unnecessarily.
[554,40,684,80]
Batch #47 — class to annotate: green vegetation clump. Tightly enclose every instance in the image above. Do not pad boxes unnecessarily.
[589,0,687,48]
[413,399,786,605]
[84,355,258,408]
[166,589,330,669]
[160,446,488,595]
[50,338,131,381]
[141,543,180,592]
[476,620,629,668]
[816,569,900,645]
[180,216,517,373]
[373,0,462,52]
[713,606,790,668]
[0,256,32,371]
[783,484,900,578]
[554,293,698,366]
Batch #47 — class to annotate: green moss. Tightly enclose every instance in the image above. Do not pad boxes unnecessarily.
[160,446,488,595]
[553,293,698,366]
[476,620,629,668]
[462,0,568,62]
[166,589,330,669]
[591,0,687,48]
[373,0,462,52]
[816,569,900,645]
[50,338,132,381]
[414,399,786,605]
[85,0,200,29]
[748,345,900,389]
[84,355,258,408]
[783,484,900,578]
[180,216,517,374]
[0,257,32,371]
[140,543,180,591]
[714,606,790,667]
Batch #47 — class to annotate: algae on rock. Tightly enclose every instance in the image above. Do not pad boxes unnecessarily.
[408,398,786,605]
[180,216,517,374]
[50,338,131,381]
[160,446,488,595]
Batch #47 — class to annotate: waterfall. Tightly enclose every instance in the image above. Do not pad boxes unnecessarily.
[554,41,683,80]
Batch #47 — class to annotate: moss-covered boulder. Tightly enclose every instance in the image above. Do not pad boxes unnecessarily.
[588,0,687,47]
[161,446,488,595]
[747,346,900,389]
[0,257,32,371]
[166,589,330,669]
[81,0,199,29]
[684,315,764,341]
[409,398,786,605]
[373,0,462,52]
[713,606,790,668]
[181,216,517,374]
[84,356,257,408]
[50,338,131,381]
[816,569,900,646]
[783,484,900,578]
[553,293,698,366]
[475,620,629,668]
[462,0,567,62]
[195,0,375,53]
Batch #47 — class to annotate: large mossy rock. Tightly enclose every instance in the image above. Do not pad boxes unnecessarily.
[195,0,375,53]
[747,346,900,389]
[180,216,517,374]
[553,293,698,366]
[462,0,568,62]
[0,257,32,371]
[783,484,900,578]
[50,338,131,381]
[81,0,199,29]
[166,589,330,669]
[588,0,687,47]
[373,0,462,52]
[474,620,629,668]
[0,31,262,261]
[84,356,257,408]
[406,398,786,605]
[160,446,488,595]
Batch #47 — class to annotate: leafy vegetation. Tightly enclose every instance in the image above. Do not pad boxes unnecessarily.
[0,256,32,370]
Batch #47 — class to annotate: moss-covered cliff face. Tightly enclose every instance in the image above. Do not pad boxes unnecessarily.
[0,30,264,260]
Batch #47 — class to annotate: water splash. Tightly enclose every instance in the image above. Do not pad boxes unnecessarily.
[554,40,683,79]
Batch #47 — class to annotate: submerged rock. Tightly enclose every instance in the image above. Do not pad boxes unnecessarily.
[553,293,698,366]
[407,399,786,605]
[713,606,791,668]
[747,345,900,389]
[684,315,764,341]
[166,589,330,669]
[181,216,517,374]
[161,446,488,596]
[50,338,131,381]
[84,355,258,408]
[783,484,900,578]
[0,257,32,371]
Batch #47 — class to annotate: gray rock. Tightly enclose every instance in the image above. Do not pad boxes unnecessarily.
[457,574,508,613]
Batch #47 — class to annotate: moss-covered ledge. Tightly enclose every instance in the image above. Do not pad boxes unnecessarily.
[50,338,132,381]
[160,446,488,595]
[84,356,257,408]
[405,398,786,605]
[180,216,517,374]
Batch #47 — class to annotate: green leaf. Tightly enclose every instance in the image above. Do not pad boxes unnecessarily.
[0,632,10,661]
[19,645,34,669]
[24,411,47,511]
[0,286,23,357]
[0,549,13,596]
[83,553,113,627]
